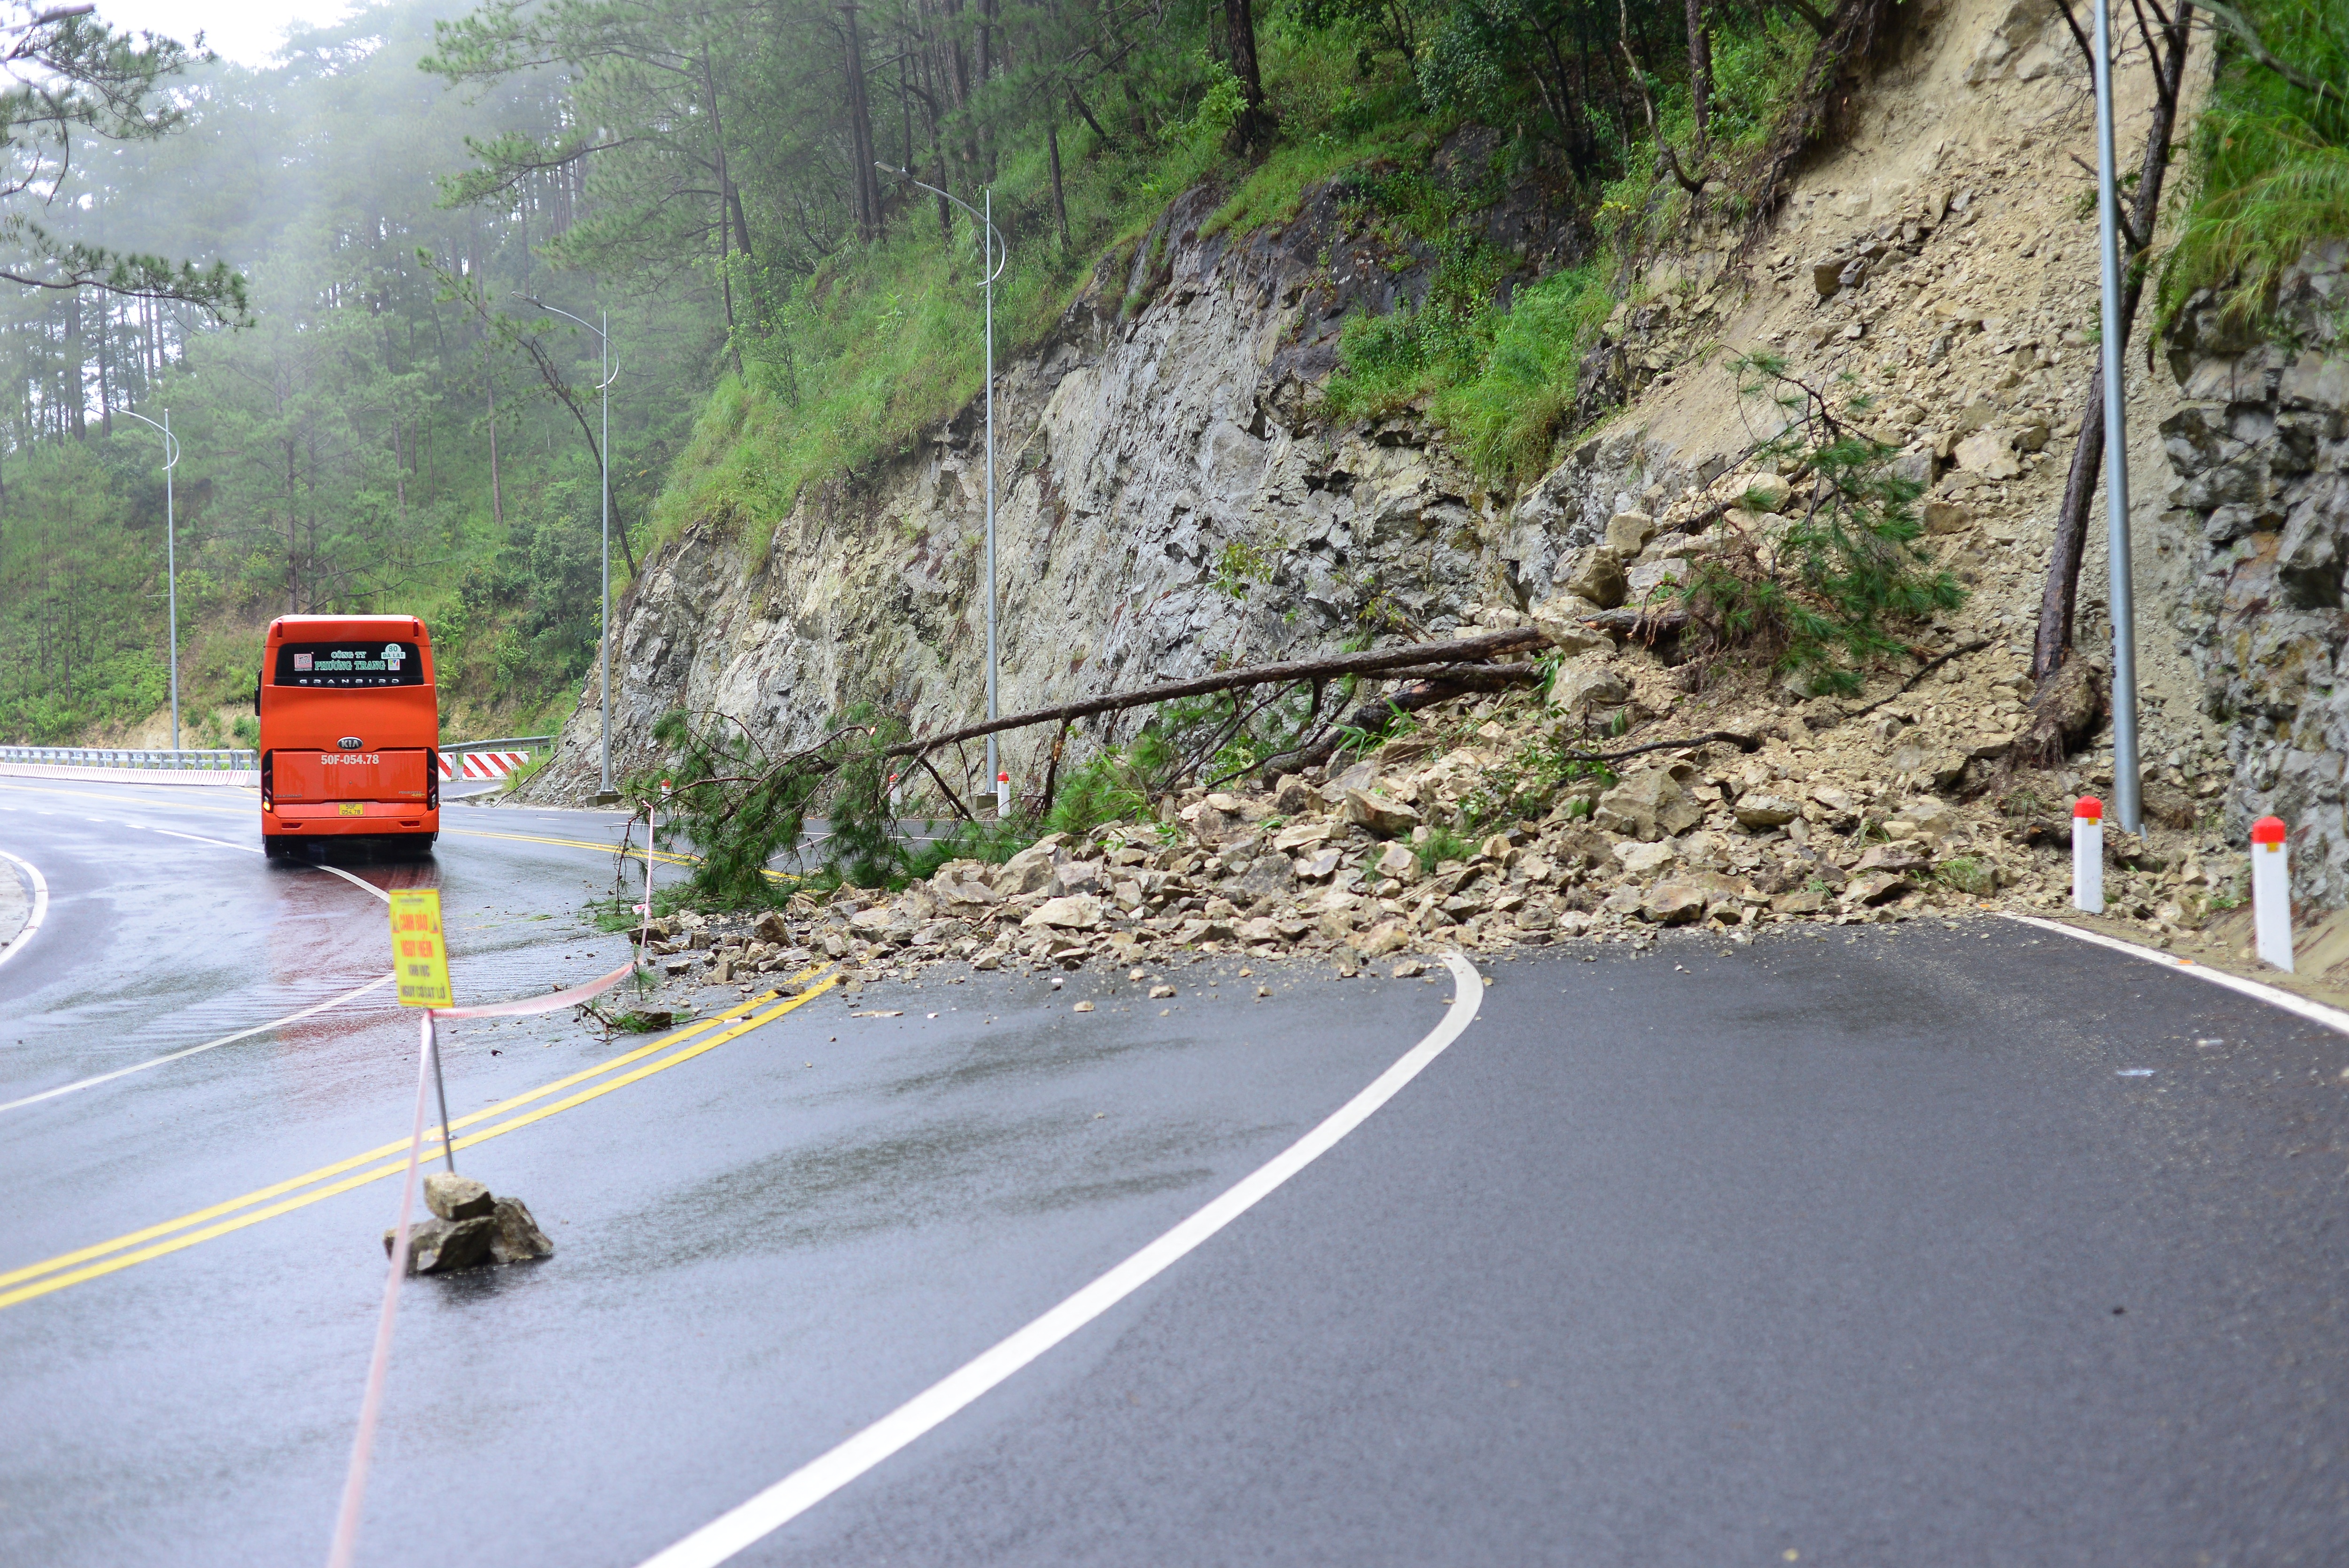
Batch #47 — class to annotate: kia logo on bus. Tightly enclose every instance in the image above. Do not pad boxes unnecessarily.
[338,737,363,750]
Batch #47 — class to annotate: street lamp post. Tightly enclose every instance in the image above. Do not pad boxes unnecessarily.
[518,296,620,800]
[120,408,182,752]
[2091,0,2142,832]
[879,163,1009,808]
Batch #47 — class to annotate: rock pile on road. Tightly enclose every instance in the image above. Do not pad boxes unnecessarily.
[383,1172,555,1275]
[636,654,2239,989]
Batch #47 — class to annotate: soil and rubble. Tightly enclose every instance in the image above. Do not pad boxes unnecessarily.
[624,626,2256,1000]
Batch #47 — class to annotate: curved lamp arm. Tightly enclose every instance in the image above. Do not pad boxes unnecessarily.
[878,163,1007,286]
[118,407,179,470]
[514,294,620,388]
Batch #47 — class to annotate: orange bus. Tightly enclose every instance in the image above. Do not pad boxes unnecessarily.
[255,614,439,857]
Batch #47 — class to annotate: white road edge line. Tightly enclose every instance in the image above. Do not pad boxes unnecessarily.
[634,950,1488,1568]
[141,825,393,914]
[312,862,394,905]
[149,827,263,855]
[2003,912,2349,1037]
[0,971,398,1114]
[0,846,51,972]
[0,816,396,1110]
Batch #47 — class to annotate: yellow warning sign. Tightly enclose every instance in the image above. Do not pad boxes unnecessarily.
[389,889,452,1009]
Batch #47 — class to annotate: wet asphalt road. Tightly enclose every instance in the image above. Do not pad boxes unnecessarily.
[4,779,2349,1566]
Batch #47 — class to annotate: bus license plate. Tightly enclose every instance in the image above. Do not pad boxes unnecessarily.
[338,802,364,817]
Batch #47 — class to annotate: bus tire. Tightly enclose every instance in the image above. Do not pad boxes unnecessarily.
[263,836,289,859]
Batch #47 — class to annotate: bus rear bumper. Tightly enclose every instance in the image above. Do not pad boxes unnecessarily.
[264,803,439,836]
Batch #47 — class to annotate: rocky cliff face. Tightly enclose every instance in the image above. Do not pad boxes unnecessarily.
[520,175,1626,806]
[2159,243,2349,900]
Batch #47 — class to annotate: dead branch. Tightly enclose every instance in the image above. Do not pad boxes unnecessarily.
[910,750,975,822]
[1844,637,1995,722]
[1377,661,1548,688]
[1561,729,1764,766]
[873,629,1543,760]
[1039,717,1075,818]
[1582,605,1692,638]
[1280,674,1525,776]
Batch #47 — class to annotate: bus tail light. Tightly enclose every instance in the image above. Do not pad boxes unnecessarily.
[259,750,273,809]
[427,750,440,811]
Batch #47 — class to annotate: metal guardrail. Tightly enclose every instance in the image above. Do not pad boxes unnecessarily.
[0,746,257,770]
[0,740,549,765]
[440,735,553,755]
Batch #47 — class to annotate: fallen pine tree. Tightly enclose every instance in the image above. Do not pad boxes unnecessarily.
[619,622,1783,907]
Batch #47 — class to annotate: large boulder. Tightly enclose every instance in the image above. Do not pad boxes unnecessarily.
[385,1215,495,1275]
[1530,594,1610,654]
[423,1172,493,1222]
[1547,658,1631,716]
[934,873,1003,910]
[1613,839,1679,875]
[488,1197,555,1264]
[1844,870,1913,906]
[1228,854,1297,900]
[1739,472,1794,512]
[1639,879,1710,925]
[1595,769,1703,841]
[1022,894,1104,930]
[1604,510,1658,556]
[1954,429,2021,479]
[1732,793,1801,830]
[1341,789,1423,838]
[1558,547,1628,609]
[994,839,1062,894]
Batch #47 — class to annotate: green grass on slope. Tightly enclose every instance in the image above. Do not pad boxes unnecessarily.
[2156,0,2349,340]
[650,28,1441,565]
[1322,13,1813,489]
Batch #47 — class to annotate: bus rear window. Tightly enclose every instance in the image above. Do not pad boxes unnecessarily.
[272,641,425,687]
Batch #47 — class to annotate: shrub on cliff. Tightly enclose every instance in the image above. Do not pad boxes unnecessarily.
[1679,354,1965,697]
[2156,0,2349,340]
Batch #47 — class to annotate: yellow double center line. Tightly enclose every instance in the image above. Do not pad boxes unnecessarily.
[447,827,796,883]
[0,967,838,1312]
[449,826,700,867]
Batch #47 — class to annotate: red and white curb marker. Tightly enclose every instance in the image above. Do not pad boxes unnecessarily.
[996,770,1011,817]
[2252,815,2293,971]
[887,772,902,814]
[436,750,532,781]
[2071,796,2104,915]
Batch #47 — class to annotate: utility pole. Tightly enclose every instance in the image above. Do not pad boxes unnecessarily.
[2092,0,2142,831]
[878,164,1008,806]
[518,297,620,800]
[120,407,181,751]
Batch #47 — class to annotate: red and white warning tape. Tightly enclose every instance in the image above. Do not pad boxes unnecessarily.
[326,959,632,1568]
[436,750,532,781]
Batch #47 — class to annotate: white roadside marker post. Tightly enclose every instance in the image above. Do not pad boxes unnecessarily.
[888,772,902,815]
[996,770,1011,818]
[2252,815,2293,971]
[2072,796,2105,914]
